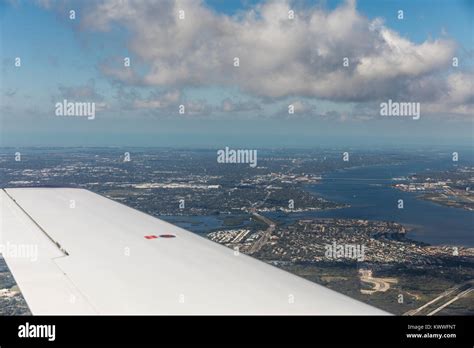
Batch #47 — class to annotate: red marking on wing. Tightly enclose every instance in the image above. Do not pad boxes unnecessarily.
[144,235,158,239]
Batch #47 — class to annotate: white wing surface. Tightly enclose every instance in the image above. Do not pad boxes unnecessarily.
[0,187,388,315]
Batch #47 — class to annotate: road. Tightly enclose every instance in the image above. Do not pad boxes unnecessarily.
[404,281,474,316]
[248,209,276,254]
[427,287,474,316]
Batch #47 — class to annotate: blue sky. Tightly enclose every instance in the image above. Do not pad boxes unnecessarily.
[1,0,473,147]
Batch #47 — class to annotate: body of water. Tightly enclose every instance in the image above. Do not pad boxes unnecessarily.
[270,159,473,247]
[162,158,473,247]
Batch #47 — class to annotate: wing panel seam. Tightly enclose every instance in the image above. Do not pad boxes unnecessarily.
[2,188,70,256]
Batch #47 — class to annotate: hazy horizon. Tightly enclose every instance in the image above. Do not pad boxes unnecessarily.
[0,0,474,147]
[1,0,473,147]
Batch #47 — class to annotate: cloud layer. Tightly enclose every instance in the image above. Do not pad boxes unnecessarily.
[36,0,473,116]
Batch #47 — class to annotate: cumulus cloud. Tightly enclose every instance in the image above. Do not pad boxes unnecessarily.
[51,79,109,113]
[221,98,261,112]
[129,89,212,117]
[57,79,104,101]
[133,90,180,109]
[37,0,473,116]
[422,72,474,116]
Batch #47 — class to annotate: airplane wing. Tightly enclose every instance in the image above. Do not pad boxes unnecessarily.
[0,187,388,315]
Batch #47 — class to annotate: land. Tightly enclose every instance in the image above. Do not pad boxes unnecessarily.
[0,258,31,315]
[208,217,474,315]
[0,148,417,218]
[393,166,474,211]
[0,147,472,315]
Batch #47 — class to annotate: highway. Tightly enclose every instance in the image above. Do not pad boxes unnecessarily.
[427,287,474,316]
[247,189,276,254]
[405,281,473,316]
[248,209,276,254]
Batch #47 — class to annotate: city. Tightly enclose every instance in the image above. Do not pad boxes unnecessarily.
[393,166,474,211]
[1,147,472,315]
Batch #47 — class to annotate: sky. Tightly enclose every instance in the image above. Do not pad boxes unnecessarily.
[0,0,473,148]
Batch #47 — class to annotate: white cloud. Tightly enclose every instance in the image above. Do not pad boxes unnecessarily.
[57,79,104,101]
[422,72,474,116]
[38,0,472,116]
[221,98,261,112]
[133,90,180,109]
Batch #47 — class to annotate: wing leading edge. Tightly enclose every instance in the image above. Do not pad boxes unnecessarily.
[0,187,388,315]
